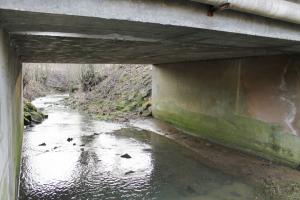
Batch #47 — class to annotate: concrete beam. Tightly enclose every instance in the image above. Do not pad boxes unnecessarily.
[0,29,23,200]
[1,0,300,41]
[152,55,300,167]
[10,31,292,64]
[0,0,299,63]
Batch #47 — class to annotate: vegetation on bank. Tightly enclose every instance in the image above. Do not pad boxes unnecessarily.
[23,64,152,123]
[23,63,80,125]
[23,63,73,101]
[66,64,152,121]
[24,102,47,126]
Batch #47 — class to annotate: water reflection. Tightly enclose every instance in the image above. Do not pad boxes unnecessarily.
[19,95,265,200]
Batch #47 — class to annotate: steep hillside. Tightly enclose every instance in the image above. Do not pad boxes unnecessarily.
[66,64,152,121]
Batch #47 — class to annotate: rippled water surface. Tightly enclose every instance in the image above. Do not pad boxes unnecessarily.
[19,95,265,200]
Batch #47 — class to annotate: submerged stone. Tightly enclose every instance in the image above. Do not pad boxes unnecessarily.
[186,185,196,194]
[143,148,152,152]
[121,153,132,159]
[125,170,135,175]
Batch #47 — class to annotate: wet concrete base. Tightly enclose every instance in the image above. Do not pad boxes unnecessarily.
[152,56,300,167]
[0,30,23,200]
[132,118,300,200]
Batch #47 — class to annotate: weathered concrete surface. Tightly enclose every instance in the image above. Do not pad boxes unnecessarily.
[152,55,300,167]
[0,0,300,63]
[0,29,23,200]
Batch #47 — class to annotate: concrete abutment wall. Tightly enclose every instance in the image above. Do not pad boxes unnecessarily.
[0,29,23,200]
[152,55,300,167]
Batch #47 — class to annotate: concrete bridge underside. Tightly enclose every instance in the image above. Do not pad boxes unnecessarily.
[1,0,300,63]
[1,0,300,199]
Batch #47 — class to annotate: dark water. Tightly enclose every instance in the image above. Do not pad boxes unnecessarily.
[19,95,265,200]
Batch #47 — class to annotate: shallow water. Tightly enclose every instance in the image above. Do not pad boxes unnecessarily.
[19,95,265,200]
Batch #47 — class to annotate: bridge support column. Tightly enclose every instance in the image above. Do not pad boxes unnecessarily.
[152,55,300,167]
[0,30,23,199]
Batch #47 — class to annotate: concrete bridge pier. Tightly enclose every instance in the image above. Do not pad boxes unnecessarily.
[152,55,300,168]
[0,29,23,200]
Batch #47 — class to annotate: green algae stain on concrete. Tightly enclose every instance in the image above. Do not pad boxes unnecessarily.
[0,30,24,200]
[153,103,300,168]
[152,57,300,168]
[0,175,9,200]
[11,60,24,194]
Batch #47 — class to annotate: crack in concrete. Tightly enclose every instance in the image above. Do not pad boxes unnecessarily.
[279,62,297,136]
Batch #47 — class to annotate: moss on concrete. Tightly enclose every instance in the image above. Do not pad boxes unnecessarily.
[153,102,300,168]
[0,176,9,200]
[152,58,300,168]
[0,29,24,200]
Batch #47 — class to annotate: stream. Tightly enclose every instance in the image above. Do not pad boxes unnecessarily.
[18,94,265,200]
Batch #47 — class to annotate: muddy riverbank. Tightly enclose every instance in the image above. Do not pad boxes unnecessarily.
[132,119,300,199]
